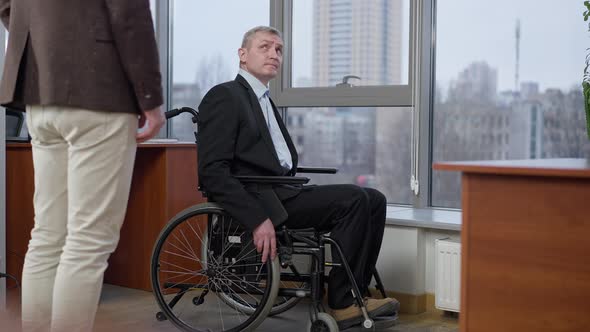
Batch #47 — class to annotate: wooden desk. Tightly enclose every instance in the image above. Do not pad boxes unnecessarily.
[6,142,205,291]
[434,159,590,332]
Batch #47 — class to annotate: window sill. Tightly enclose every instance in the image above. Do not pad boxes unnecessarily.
[386,206,461,231]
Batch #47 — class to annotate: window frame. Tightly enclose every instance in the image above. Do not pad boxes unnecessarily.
[0,17,7,307]
[271,0,436,209]
[155,0,172,137]
[270,0,415,108]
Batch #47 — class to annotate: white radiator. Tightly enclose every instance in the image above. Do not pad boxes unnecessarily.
[435,239,461,312]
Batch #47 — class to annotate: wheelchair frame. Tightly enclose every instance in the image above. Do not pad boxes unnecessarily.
[150,107,390,332]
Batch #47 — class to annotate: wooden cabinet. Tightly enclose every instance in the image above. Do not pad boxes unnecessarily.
[434,159,590,332]
[6,143,205,291]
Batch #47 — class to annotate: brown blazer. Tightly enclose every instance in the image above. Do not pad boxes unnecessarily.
[0,0,163,114]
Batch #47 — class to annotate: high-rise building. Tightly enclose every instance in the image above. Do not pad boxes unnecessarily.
[448,61,498,104]
[509,99,543,159]
[520,81,539,99]
[538,89,590,158]
[296,0,407,197]
[313,0,404,87]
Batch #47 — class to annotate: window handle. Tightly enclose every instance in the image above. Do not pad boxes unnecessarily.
[336,75,361,87]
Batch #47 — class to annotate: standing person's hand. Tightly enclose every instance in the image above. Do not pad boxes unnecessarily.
[252,218,276,263]
[137,106,165,143]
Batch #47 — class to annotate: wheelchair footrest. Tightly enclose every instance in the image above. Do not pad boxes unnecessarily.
[340,312,398,331]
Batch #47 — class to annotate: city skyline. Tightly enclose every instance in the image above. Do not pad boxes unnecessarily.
[436,0,584,93]
[171,0,585,94]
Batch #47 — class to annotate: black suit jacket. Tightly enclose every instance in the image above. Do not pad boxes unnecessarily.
[198,74,299,230]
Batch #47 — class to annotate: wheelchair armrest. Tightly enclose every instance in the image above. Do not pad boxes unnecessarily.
[296,166,338,174]
[234,175,310,185]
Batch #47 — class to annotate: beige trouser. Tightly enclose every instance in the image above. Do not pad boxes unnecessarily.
[21,105,138,332]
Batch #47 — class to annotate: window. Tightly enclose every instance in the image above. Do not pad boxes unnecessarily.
[431,0,590,208]
[149,0,590,210]
[275,0,414,204]
[150,0,156,23]
[170,0,269,141]
[291,0,410,88]
[274,0,412,108]
[285,107,412,204]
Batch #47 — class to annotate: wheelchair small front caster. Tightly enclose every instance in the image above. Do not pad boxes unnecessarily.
[156,311,167,321]
[362,318,374,329]
[307,312,338,332]
[192,296,204,305]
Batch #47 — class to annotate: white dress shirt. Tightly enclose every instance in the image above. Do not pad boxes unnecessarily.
[238,69,293,170]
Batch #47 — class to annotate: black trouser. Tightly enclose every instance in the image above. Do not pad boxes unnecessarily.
[281,184,387,309]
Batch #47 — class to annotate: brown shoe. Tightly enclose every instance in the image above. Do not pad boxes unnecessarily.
[364,297,399,317]
[331,303,364,330]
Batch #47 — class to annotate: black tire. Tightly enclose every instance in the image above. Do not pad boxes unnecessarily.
[198,211,303,316]
[307,312,339,332]
[266,288,304,316]
[215,234,312,316]
[151,203,279,332]
[266,256,309,316]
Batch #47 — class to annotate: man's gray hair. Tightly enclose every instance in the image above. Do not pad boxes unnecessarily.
[241,26,282,48]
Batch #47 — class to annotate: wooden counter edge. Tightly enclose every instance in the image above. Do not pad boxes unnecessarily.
[433,159,590,179]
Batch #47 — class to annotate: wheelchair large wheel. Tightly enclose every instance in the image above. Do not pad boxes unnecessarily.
[151,203,280,332]
[215,245,309,316]
[266,253,310,315]
[307,312,338,332]
[204,224,311,316]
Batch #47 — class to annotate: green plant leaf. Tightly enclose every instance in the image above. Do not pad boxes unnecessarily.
[585,1,590,20]
[584,81,590,139]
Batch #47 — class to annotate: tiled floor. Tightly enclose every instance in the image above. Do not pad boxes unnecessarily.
[1,284,458,332]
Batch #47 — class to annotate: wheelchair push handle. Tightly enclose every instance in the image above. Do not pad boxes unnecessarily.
[165,107,199,123]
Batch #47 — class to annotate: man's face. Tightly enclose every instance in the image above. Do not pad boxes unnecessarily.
[239,31,283,85]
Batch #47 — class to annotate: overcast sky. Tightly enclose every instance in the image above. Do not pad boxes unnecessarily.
[436,0,586,93]
[171,1,269,85]
[171,0,587,93]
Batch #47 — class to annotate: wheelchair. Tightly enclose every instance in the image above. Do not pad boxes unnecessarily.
[150,107,395,332]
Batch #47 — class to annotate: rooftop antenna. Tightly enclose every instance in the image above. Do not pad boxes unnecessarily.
[514,18,520,92]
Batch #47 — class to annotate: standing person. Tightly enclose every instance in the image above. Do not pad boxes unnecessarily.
[197,26,399,330]
[0,1,164,331]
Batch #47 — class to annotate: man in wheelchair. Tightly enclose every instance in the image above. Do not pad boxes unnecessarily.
[197,26,399,330]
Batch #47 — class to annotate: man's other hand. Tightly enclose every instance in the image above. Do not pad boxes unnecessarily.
[252,218,276,263]
[137,106,165,143]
